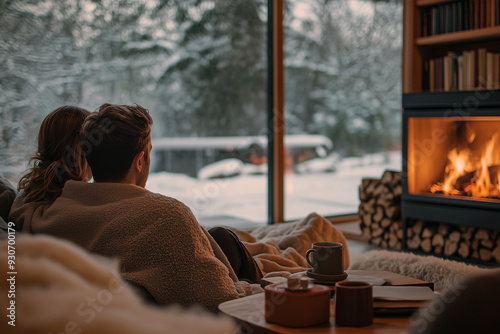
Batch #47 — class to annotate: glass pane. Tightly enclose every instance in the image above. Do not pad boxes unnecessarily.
[284,0,403,220]
[408,116,500,201]
[0,0,268,229]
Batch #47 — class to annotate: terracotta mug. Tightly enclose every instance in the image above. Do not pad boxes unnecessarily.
[305,242,344,275]
[335,281,373,327]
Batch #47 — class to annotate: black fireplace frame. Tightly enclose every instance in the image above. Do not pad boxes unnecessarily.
[401,91,500,262]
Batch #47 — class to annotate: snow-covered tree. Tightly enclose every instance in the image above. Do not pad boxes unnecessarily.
[285,0,402,156]
[0,0,402,182]
[157,0,267,137]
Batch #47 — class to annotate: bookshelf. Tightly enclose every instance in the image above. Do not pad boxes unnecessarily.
[403,0,500,94]
[401,0,500,264]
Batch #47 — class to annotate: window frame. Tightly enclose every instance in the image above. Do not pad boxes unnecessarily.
[267,0,285,224]
[267,0,370,225]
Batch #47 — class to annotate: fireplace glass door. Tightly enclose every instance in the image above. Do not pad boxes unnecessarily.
[406,115,500,205]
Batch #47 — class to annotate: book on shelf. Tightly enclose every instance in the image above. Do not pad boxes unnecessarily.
[445,3,452,33]
[430,59,435,92]
[463,51,470,90]
[494,53,500,89]
[489,0,500,26]
[451,52,459,91]
[422,47,500,92]
[487,52,494,89]
[478,47,487,88]
[475,0,480,29]
[457,1,464,32]
[439,4,446,33]
[423,61,430,92]
[421,0,500,37]
[435,57,444,92]
[469,49,476,89]
[488,0,492,27]
[497,0,500,27]
[482,0,488,28]
[458,55,464,91]
[444,53,451,91]
[470,0,475,29]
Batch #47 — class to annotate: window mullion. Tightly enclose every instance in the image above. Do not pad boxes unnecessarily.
[267,0,285,224]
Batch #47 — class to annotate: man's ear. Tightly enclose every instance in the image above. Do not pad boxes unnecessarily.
[133,151,145,172]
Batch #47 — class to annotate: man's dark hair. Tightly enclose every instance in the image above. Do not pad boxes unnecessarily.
[81,103,153,182]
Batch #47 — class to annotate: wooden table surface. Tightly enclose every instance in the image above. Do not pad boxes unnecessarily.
[219,270,433,334]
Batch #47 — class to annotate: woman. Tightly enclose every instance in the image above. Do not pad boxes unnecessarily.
[9,105,91,231]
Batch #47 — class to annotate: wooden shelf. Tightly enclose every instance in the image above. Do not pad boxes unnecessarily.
[403,0,500,91]
[403,90,500,108]
[416,0,456,7]
[416,26,500,46]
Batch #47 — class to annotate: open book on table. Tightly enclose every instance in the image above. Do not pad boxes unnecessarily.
[373,285,436,309]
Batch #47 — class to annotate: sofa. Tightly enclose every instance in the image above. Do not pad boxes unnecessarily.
[3,174,500,333]
[0,176,16,238]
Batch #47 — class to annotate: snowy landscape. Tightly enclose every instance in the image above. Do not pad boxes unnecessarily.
[1,1,402,184]
[147,151,401,229]
[1,0,403,231]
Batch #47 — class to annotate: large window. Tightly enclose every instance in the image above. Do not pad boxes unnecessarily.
[0,0,402,228]
[283,0,402,221]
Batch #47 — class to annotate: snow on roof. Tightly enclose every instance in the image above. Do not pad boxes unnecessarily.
[151,135,333,151]
[125,39,176,51]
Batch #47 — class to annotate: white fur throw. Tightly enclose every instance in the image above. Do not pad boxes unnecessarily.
[0,235,237,334]
[349,250,491,291]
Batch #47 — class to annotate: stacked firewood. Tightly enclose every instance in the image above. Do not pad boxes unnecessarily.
[406,220,500,264]
[359,170,403,250]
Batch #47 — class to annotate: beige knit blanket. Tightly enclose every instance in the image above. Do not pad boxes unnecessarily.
[231,212,350,276]
[9,180,257,312]
[0,235,237,334]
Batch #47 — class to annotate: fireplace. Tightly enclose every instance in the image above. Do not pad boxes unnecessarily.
[402,92,500,264]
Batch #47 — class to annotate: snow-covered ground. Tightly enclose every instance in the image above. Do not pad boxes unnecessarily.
[146,151,401,228]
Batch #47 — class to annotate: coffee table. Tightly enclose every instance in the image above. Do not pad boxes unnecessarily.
[219,270,433,334]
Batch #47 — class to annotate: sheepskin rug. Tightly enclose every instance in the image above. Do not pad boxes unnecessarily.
[0,235,237,334]
[349,250,492,291]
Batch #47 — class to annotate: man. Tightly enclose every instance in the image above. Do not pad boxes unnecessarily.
[13,103,260,312]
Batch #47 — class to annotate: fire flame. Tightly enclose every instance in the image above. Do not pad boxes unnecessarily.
[430,133,500,199]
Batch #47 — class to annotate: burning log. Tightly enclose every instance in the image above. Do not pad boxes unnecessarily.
[457,165,500,187]
[431,165,500,199]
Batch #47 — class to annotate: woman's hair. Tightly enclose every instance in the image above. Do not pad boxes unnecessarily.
[18,105,91,202]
